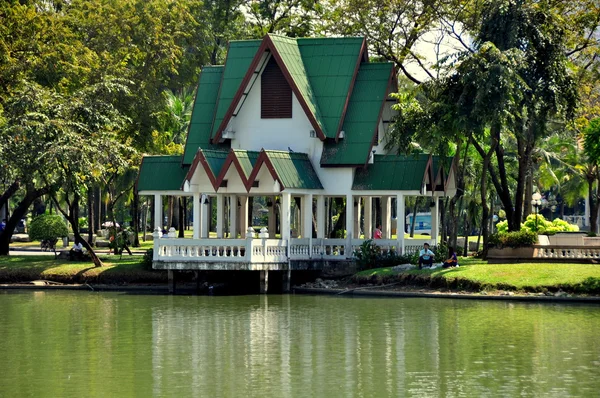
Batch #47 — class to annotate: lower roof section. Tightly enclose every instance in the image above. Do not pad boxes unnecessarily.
[352,154,432,191]
[137,156,189,192]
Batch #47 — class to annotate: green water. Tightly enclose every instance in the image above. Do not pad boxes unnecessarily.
[0,291,598,397]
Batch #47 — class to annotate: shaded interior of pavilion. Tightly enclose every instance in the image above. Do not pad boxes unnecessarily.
[137,153,456,252]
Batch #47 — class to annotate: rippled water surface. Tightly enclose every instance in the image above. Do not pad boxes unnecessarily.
[0,291,599,397]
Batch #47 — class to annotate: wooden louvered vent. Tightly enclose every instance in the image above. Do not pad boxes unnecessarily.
[261,57,292,119]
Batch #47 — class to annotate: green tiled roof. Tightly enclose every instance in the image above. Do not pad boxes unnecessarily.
[137,156,188,191]
[321,63,393,165]
[264,151,323,190]
[183,66,224,164]
[233,149,260,179]
[210,40,262,139]
[202,149,229,178]
[352,154,430,191]
[298,37,364,139]
[269,35,325,134]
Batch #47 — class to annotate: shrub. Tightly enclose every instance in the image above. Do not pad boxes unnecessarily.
[497,215,578,235]
[78,217,88,230]
[142,249,154,270]
[29,214,69,242]
[497,230,537,248]
[354,240,379,269]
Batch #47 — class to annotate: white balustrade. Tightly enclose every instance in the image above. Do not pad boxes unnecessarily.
[321,239,348,259]
[155,238,248,262]
[289,238,311,260]
[534,245,600,260]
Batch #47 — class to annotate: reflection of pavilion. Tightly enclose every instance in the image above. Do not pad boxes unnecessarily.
[137,34,456,292]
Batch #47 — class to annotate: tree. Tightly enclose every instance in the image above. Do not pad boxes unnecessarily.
[583,118,600,233]
[28,214,68,256]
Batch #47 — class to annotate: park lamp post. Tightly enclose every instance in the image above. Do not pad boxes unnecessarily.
[531,192,542,232]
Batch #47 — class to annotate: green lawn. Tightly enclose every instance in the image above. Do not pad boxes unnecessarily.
[355,257,600,294]
[0,255,165,284]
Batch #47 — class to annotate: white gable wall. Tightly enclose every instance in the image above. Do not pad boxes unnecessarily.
[229,60,353,195]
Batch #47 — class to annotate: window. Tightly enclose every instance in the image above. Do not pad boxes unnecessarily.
[261,57,292,118]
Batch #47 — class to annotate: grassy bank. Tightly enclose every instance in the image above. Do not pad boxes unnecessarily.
[353,258,600,295]
[0,255,166,285]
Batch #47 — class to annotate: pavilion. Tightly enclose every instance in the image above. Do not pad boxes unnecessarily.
[137,34,456,292]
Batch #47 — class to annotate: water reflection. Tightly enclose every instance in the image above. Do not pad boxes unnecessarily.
[149,295,600,397]
[0,291,599,397]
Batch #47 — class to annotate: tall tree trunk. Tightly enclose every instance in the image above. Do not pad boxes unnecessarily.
[0,185,47,255]
[67,192,103,267]
[178,197,185,238]
[0,180,20,215]
[524,167,533,220]
[588,169,599,234]
[410,196,420,237]
[87,187,95,246]
[133,190,140,246]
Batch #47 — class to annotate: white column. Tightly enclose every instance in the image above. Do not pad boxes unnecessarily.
[229,194,238,238]
[239,196,249,238]
[316,195,325,239]
[346,194,354,251]
[302,194,313,238]
[193,192,200,239]
[268,197,276,235]
[397,194,405,253]
[216,194,224,238]
[364,196,373,239]
[281,192,292,241]
[382,196,391,239]
[154,194,162,231]
[432,197,439,245]
[200,195,209,238]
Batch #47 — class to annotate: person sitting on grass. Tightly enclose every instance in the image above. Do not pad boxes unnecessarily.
[69,238,84,261]
[418,243,434,269]
[443,246,458,268]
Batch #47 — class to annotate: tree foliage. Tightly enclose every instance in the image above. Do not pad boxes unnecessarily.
[28,214,68,242]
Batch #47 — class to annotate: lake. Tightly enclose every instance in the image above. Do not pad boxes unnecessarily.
[0,291,598,397]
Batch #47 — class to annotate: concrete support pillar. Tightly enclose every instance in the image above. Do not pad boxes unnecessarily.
[397,194,405,253]
[346,194,354,251]
[353,197,361,238]
[432,197,439,245]
[382,196,391,239]
[239,196,249,238]
[281,192,292,241]
[193,192,201,239]
[229,194,238,238]
[200,195,209,238]
[364,197,373,239]
[302,194,313,238]
[268,197,276,235]
[259,270,269,294]
[154,194,162,230]
[282,268,291,293]
[168,270,175,294]
[316,195,325,239]
[216,194,224,238]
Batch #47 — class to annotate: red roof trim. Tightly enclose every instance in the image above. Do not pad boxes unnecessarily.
[184,149,220,191]
[215,149,252,193]
[246,150,285,191]
[212,35,326,144]
[211,40,269,144]
[335,38,366,143]
[363,65,396,167]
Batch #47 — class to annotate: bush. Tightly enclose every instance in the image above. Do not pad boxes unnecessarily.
[496,230,538,248]
[142,249,153,270]
[29,214,69,242]
[354,240,379,269]
[498,215,579,235]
